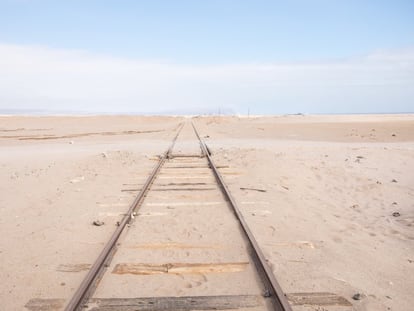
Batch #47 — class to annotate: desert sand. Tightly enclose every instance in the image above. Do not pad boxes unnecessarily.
[0,114,413,311]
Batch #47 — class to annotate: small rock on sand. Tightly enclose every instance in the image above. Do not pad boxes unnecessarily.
[352,293,362,300]
[93,220,104,226]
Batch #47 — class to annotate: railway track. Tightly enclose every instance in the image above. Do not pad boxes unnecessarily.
[62,121,292,311]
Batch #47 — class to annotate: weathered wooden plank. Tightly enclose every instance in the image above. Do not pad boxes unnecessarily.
[287,292,352,306]
[151,188,216,191]
[112,262,249,275]
[86,295,262,311]
[145,202,223,207]
[25,292,351,311]
[24,298,65,311]
[56,263,91,272]
[124,242,221,250]
[158,182,212,186]
[113,263,167,274]
[163,166,210,169]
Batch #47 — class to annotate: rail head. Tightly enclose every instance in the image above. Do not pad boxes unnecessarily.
[191,121,292,311]
[64,122,184,311]
[65,121,291,311]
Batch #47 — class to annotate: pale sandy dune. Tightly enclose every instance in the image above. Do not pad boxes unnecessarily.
[195,114,414,311]
[0,114,413,311]
[0,116,182,310]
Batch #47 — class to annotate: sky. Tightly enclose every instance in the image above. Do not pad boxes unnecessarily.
[0,0,413,114]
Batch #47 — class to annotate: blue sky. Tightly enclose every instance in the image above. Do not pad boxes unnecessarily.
[0,0,413,114]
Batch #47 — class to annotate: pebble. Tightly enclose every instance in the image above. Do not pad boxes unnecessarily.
[391,179,398,183]
[263,289,271,298]
[93,220,104,226]
[352,293,362,300]
[392,212,400,217]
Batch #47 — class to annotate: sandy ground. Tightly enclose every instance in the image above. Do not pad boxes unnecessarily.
[0,114,413,311]
[0,116,181,310]
[194,114,414,311]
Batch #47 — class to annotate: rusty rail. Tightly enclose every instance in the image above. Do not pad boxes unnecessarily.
[65,121,291,311]
[191,122,292,311]
[64,123,183,311]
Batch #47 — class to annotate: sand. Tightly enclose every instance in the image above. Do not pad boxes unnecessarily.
[0,114,413,311]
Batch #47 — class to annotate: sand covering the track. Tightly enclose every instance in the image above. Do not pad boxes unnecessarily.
[0,114,413,311]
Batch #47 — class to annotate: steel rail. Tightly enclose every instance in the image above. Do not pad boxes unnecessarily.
[191,122,292,311]
[64,123,184,311]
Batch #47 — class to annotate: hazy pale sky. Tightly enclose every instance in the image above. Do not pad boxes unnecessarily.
[0,0,413,114]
